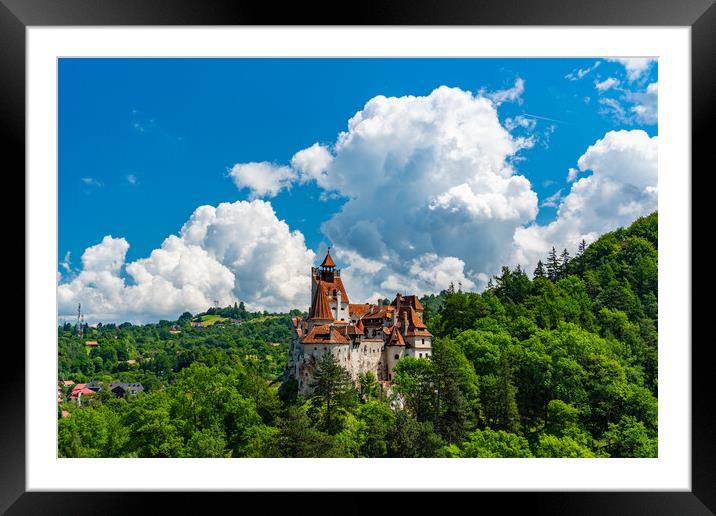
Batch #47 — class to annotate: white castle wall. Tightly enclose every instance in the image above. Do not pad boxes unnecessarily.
[291,336,390,394]
[385,345,407,381]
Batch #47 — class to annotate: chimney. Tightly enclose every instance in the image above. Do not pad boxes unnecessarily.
[376,298,382,310]
[395,293,401,325]
[402,310,408,337]
[329,323,335,341]
[335,288,341,320]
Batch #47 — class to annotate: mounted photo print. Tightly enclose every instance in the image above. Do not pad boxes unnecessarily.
[20,24,696,497]
[56,56,659,460]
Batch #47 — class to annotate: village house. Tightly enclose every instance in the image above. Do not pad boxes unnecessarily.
[286,250,432,395]
[109,381,145,398]
[86,380,103,392]
[69,384,95,405]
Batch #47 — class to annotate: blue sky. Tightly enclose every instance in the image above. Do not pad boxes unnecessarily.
[58,58,658,322]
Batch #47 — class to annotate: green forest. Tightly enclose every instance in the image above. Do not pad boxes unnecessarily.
[58,211,658,458]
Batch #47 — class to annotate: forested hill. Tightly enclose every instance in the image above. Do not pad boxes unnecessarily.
[416,210,658,457]
[57,211,657,458]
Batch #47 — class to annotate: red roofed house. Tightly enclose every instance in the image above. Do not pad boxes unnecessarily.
[286,249,432,394]
[69,384,96,406]
[84,340,99,347]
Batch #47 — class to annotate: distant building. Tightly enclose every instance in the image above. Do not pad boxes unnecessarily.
[84,340,99,347]
[86,380,103,392]
[109,381,145,397]
[190,321,203,328]
[69,384,95,405]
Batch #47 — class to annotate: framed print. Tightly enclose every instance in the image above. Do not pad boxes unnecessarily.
[3,0,713,513]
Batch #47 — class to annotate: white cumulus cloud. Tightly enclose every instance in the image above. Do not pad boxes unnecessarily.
[512,129,657,272]
[228,162,296,198]
[57,200,316,322]
[291,143,333,184]
[229,85,538,299]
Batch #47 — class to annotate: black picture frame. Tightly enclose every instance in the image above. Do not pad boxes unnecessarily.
[3,0,712,513]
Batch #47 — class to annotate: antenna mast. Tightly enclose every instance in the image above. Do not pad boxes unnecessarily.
[76,303,84,338]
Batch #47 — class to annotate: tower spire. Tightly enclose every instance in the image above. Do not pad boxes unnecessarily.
[320,247,336,269]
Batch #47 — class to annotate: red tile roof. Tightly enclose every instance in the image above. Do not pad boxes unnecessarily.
[391,293,425,311]
[309,280,334,321]
[363,306,395,320]
[301,324,349,344]
[313,275,350,304]
[71,387,95,396]
[84,341,99,346]
[408,307,428,329]
[386,326,406,346]
[404,295,425,311]
[320,251,336,268]
[349,303,373,318]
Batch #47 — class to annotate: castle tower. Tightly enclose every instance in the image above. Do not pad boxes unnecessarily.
[286,248,432,395]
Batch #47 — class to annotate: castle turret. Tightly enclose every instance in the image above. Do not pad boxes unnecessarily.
[309,280,334,328]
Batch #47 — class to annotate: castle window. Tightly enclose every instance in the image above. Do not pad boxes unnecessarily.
[394,354,399,360]
[314,347,318,351]
[422,339,425,345]
[419,353,423,358]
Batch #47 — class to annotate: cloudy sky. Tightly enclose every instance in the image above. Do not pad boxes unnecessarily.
[58,58,658,323]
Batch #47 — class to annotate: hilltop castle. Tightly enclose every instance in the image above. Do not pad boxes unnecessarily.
[286,249,433,394]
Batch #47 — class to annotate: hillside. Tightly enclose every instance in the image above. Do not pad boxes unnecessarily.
[57,211,658,458]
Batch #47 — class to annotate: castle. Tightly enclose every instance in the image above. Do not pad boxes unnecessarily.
[286,249,433,394]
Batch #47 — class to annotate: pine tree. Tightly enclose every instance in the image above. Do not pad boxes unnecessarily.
[546,246,560,280]
[578,239,587,255]
[560,248,571,277]
[309,352,356,433]
[533,260,547,279]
